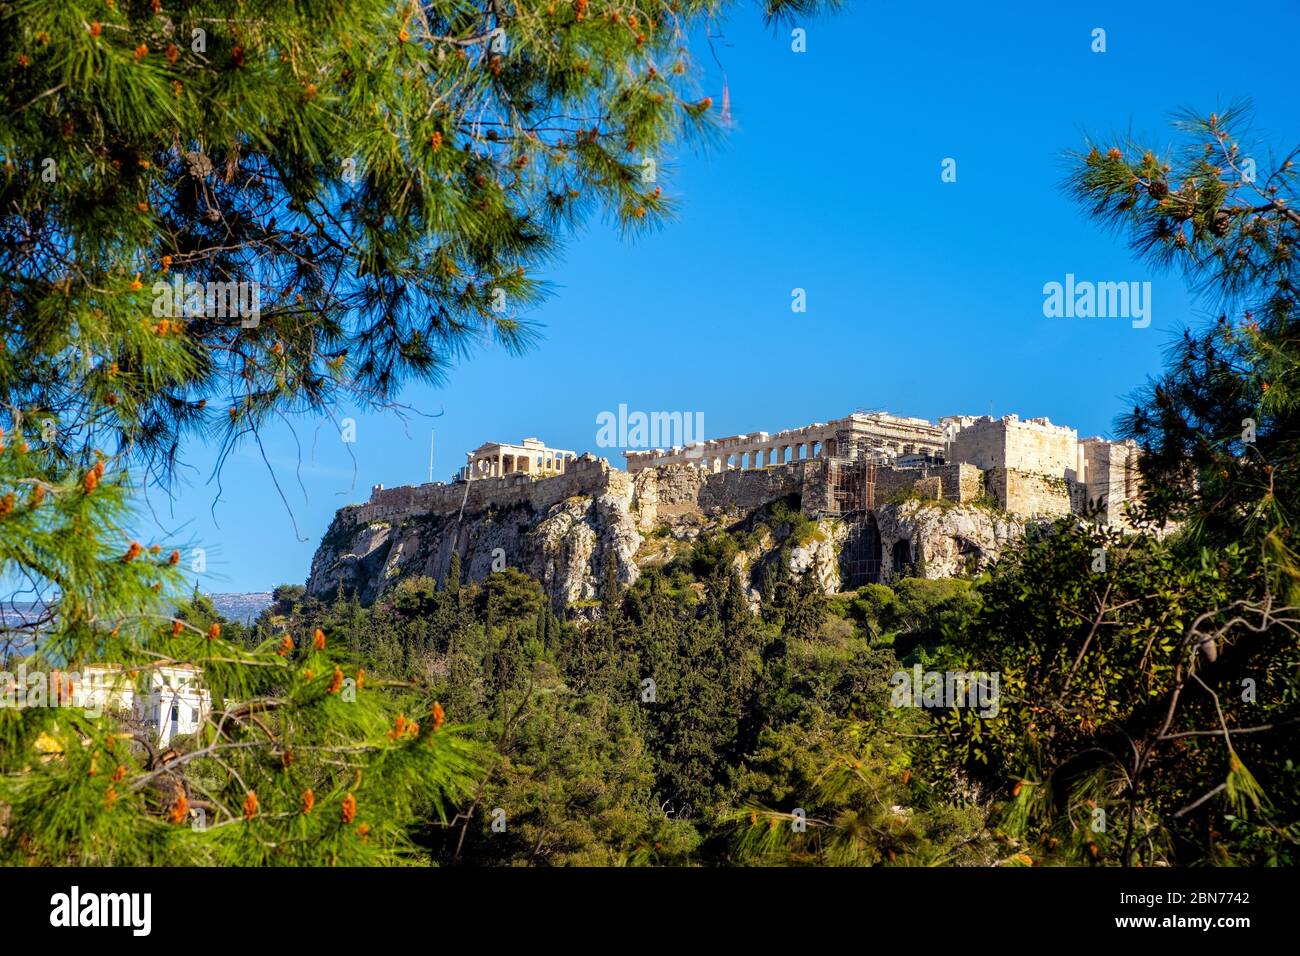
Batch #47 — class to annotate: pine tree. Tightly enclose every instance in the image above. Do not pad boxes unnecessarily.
[1066,106,1297,561]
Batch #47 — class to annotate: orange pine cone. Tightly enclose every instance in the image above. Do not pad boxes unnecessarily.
[328,667,343,694]
[302,788,315,814]
[171,620,183,637]
[431,701,445,732]
[105,787,118,808]
[123,541,143,562]
[168,549,180,565]
[83,469,99,494]
[207,622,220,640]
[278,633,293,656]
[29,484,45,507]
[0,493,14,519]
[342,792,357,824]
[313,628,326,650]
[168,793,189,824]
[243,791,258,820]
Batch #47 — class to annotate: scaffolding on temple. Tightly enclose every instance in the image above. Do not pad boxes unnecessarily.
[825,442,882,586]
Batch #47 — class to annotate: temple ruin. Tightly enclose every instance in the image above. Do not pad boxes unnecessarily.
[458,437,578,480]
[623,411,946,473]
[354,409,1140,528]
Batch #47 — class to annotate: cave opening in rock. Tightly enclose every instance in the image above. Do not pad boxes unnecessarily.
[891,539,914,578]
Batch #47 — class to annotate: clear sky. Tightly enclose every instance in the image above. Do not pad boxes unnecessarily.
[133,0,1300,594]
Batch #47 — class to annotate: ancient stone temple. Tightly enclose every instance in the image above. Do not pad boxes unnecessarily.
[623,411,946,474]
[459,437,577,480]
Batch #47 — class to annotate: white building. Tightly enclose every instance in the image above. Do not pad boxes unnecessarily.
[79,664,212,746]
[459,437,578,481]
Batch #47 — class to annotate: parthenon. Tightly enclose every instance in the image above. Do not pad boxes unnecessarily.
[622,412,947,474]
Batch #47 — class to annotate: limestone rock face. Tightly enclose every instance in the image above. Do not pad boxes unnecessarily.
[305,461,1027,611]
[307,480,643,610]
[787,520,848,594]
[306,518,395,606]
[873,500,1025,581]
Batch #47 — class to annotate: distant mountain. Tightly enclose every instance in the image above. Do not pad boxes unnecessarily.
[208,593,275,624]
[1,593,275,629]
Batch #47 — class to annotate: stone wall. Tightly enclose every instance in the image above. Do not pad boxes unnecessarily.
[349,455,615,527]
[632,461,805,527]
[986,467,1078,518]
[1082,438,1142,525]
[947,414,1082,480]
[870,462,984,506]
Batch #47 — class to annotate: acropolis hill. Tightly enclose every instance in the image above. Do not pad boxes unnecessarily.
[306,410,1141,609]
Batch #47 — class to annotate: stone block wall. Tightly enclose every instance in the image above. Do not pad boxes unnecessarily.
[986,467,1076,518]
[871,462,984,506]
[948,414,1081,480]
[1082,438,1142,525]
[347,456,616,527]
[632,461,806,526]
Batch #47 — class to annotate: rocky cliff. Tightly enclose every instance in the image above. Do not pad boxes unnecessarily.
[305,460,1028,609]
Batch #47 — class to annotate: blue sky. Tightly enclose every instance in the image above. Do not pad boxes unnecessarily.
[136,0,1300,593]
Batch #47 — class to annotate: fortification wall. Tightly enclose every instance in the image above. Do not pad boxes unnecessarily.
[949,415,1079,477]
[986,467,1078,518]
[632,461,806,526]
[872,462,984,506]
[1005,418,1080,478]
[700,461,805,511]
[346,457,615,527]
[1083,439,1141,525]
